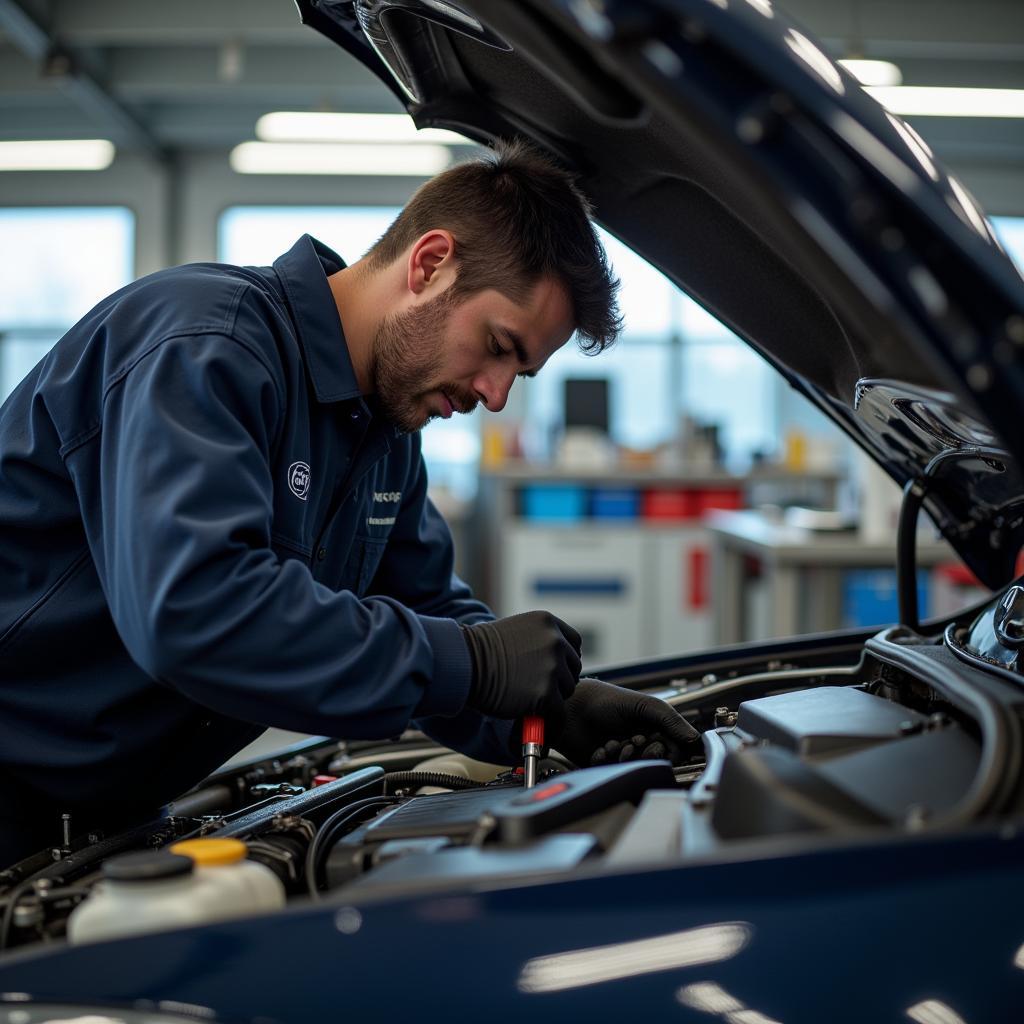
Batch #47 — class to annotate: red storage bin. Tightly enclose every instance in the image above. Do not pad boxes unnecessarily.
[697,488,743,514]
[641,488,699,521]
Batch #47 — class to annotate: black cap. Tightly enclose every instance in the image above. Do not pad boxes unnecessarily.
[103,850,194,882]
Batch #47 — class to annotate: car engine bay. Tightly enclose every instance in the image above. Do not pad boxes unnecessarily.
[3,585,1023,955]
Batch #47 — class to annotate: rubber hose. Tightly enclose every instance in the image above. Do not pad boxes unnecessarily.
[382,771,481,794]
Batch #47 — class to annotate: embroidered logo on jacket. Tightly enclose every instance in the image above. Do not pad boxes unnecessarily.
[287,462,311,501]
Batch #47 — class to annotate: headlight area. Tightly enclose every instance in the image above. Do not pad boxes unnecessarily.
[1,624,1013,954]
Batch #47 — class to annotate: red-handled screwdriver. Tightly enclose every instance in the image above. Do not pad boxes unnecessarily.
[522,715,544,788]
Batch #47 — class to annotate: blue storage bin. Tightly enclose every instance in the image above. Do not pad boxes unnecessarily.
[521,484,586,522]
[590,487,639,520]
[842,569,929,628]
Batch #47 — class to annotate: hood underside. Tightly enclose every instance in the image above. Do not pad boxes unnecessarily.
[299,0,1024,590]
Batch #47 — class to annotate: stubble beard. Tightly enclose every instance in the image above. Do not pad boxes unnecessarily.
[371,288,475,433]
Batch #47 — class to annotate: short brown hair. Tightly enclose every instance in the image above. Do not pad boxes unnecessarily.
[364,139,621,353]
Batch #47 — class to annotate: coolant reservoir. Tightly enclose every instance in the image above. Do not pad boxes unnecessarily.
[170,837,284,912]
[68,850,215,944]
[68,839,285,945]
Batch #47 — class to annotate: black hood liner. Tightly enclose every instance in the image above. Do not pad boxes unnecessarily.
[302,0,1024,588]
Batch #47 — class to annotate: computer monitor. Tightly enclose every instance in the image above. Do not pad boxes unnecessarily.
[563,377,610,434]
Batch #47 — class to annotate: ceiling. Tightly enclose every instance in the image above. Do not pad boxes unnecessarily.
[0,0,1022,168]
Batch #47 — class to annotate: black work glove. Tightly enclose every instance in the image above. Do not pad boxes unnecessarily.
[461,611,582,719]
[548,678,700,768]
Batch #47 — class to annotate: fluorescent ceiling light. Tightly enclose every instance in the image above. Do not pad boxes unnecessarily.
[256,112,470,146]
[0,139,115,171]
[230,141,452,176]
[865,86,1024,117]
[838,59,903,87]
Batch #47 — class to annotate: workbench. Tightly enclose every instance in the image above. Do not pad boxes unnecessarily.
[706,510,960,644]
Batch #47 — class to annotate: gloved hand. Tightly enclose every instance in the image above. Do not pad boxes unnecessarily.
[461,611,582,719]
[548,678,700,768]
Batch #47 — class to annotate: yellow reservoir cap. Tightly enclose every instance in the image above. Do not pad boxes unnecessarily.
[170,838,247,867]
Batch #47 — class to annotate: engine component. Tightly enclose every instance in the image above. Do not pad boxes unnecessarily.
[68,840,285,945]
[325,760,676,890]
[348,834,597,891]
[165,785,235,818]
[734,686,927,757]
[707,685,981,840]
[494,761,677,844]
[411,753,510,782]
[381,771,482,794]
[212,766,385,837]
[712,746,889,838]
[605,791,687,866]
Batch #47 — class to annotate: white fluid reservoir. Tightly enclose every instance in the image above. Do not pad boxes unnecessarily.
[170,837,285,913]
[68,838,285,945]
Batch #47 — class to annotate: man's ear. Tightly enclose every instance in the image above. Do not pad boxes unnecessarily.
[407,229,456,295]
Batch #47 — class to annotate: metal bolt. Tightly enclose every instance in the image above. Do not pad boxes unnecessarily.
[13,900,43,929]
[702,673,718,685]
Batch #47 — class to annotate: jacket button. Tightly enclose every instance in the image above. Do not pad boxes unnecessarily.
[317,547,327,561]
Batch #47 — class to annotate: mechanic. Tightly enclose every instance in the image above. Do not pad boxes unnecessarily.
[0,142,697,865]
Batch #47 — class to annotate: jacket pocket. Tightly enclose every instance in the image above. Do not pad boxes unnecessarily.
[353,537,388,596]
[0,549,92,654]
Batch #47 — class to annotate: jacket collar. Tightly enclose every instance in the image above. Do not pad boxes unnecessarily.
[273,234,362,404]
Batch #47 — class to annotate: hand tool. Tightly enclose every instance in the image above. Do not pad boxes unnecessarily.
[522,715,544,788]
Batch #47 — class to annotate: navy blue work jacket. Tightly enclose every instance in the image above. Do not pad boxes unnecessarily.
[0,235,511,861]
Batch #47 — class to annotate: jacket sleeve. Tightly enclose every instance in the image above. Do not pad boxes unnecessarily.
[76,332,474,739]
[365,438,516,765]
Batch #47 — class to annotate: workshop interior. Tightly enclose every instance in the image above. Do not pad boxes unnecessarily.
[2,0,1024,1020]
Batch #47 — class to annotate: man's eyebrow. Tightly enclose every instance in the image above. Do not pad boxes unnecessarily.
[498,326,539,377]
[498,326,529,365]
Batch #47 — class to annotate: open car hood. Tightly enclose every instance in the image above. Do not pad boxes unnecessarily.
[297,0,1024,590]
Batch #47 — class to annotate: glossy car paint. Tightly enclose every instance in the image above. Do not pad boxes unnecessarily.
[1,817,1023,1021]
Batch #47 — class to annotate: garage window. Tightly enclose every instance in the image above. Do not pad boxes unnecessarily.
[0,207,134,403]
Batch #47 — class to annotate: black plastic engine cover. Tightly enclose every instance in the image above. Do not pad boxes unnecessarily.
[735,686,927,758]
[711,746,889,839]
[325,760,676,887]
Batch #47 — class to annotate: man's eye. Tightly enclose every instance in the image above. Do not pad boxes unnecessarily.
[489,335,508,357]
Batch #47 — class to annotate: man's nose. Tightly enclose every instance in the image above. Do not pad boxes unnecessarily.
[474,368,516,413]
